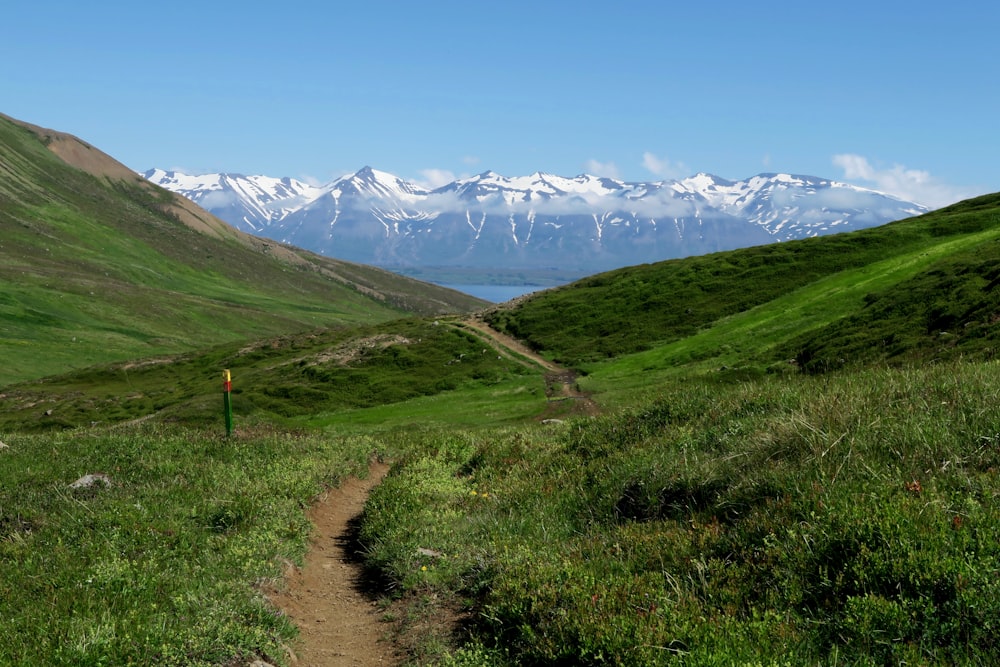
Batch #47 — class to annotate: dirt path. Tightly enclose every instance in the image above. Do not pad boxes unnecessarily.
[460,318,560,372]
[267,319,594,666]
[268,461,396,666]
[459,317,599,416]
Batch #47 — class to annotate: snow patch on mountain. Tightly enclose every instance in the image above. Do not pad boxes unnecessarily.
[143,168,323,232]
[143,166,929,272]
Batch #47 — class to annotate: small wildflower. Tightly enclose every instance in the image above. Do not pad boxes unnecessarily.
[421,565,427,571]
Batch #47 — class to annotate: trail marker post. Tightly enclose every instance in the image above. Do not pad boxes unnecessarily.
[223,369,233,437]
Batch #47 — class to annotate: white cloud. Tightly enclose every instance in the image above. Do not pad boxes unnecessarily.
[832,154,979,209]
[296,173,324,187]
[583,159,621,179]
[641,152,688,179]
[414,168,460,189]
[462,155,481,167]
[198,190,239,209]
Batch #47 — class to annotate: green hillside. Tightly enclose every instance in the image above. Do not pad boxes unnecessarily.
[0,316,540,433]
[486,193,1000,376]
[3,112,1000,666]
[0,114,485,385]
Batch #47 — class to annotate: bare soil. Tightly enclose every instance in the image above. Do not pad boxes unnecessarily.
[462,317,599,417]
[268,462,399,666]
[266,319,595,666]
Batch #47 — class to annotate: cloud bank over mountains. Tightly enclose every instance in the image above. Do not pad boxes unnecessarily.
[831,154,978,209]
[145,166,929,274]
[406,153,975,212]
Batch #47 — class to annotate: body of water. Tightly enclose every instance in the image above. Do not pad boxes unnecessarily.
[440,284,544,303]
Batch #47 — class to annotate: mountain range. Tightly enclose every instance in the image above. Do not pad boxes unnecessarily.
[144,167,928,274]
[0,113,483,384]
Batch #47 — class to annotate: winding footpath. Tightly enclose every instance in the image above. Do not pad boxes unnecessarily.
[268,461,396,666]
[266,318,595,665]
[460,316,599,413]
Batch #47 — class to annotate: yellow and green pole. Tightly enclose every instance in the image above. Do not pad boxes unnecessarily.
[223,369,233,436]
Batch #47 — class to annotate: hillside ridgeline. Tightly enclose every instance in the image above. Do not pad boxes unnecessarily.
[0,113,485,385]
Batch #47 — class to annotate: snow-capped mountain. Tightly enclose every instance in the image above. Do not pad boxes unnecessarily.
[143,167,928,272]
[142,169,324,233]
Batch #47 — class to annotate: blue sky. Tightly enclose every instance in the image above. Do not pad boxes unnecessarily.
[3,1,997,208]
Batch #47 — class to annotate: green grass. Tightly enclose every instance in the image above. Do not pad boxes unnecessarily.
[303,374,546,433]
[7,353,1000,665]
[572,223,1000,410]
[0,115,485,385]
[0,318,539,433]
[361,363,1000,665]
[0,315,556,665]
[0,423,383,666]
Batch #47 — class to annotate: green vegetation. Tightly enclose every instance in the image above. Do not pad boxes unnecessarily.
[4,113,1000,664]
[365,364,1000,665]
[0,423,380,666]
[486,193,1000,371]
[0,115,484,385]
[0,317,535,432]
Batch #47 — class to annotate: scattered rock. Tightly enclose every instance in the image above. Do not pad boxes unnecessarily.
[70,473,113,489]
[541,418,564,425]
[417,547,443,558]
[0,440,8,450]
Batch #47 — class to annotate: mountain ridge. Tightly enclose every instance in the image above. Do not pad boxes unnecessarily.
[145,166,928,273]
[0,113,485,385]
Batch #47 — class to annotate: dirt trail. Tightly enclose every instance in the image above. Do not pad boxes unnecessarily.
[267,319,594,666]
[460,317,599,416]
[460,318,560,372]
[268,461,396,666]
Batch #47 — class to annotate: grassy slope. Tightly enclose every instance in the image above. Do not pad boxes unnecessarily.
[0,317,542,433]
[0,115,485,385]
[486,193,1000,376]
[4,112,1000,665]
[364,362,1000,665]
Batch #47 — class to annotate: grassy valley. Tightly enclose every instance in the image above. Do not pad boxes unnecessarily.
[0,114,484,385]
[2,115,1000,665]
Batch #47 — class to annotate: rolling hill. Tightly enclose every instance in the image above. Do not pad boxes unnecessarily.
[0,114,485,385]
[2,111,1000,665]
[485,192,1000,378]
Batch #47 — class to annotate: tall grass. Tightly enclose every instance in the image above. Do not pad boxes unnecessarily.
[361,362,1000,665]
[0,422,385,666]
